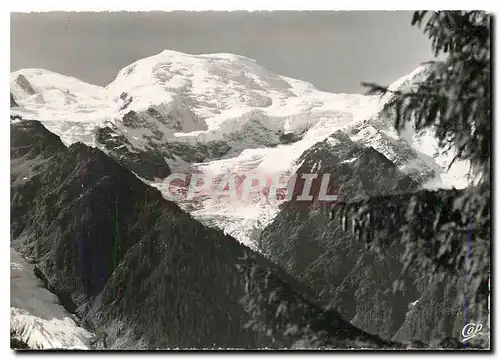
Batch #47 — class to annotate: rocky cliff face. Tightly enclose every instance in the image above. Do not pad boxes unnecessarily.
[11,119,392,349]
[11,93,18,107]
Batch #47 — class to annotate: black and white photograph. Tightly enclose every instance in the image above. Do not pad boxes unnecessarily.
[9,8,491,351]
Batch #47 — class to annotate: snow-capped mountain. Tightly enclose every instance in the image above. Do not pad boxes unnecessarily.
[10,50,470,249]
[10,50,374,148]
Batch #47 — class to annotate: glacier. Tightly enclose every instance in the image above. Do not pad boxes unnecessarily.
[10,249,92,349]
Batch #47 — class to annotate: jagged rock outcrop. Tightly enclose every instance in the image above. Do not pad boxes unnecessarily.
[10,119,391,349]
[11,93,18,107]
[94,126,171,181]
[259,130,421,341]
[11,333,30,350]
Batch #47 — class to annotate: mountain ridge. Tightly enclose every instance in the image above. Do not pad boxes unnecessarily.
[11,118,399,349]
[10,50,470,250]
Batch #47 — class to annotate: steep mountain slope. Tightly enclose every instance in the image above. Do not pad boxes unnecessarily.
[11,119,395,349]
[259,131,421,340]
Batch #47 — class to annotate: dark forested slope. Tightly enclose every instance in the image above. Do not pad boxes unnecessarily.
[258,129,489,346]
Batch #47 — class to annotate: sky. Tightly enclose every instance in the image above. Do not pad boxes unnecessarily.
[10,11,435,94]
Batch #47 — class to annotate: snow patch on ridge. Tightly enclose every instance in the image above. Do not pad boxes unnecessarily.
[10,249,92,349]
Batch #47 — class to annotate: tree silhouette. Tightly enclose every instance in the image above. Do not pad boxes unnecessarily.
[335,10,490,329]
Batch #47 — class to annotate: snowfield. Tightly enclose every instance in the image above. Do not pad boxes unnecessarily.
[10,249,92,349]
[10,49,471,248]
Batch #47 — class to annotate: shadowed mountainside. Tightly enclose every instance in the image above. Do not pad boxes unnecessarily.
[10,118,395,349]
[258,129,489,346]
